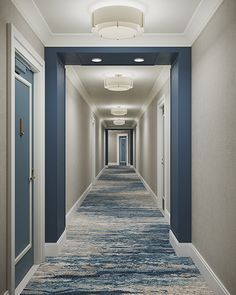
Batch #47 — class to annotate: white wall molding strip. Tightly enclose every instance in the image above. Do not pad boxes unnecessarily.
[45,167,105,257]
[66,183,93,226]
[164,209,170,224]
[45,230,67,257]
[3,291,9,295]
[15,265,39,295]
[66,167,105,226]
[169,230,230,295]
[134,168,159,205]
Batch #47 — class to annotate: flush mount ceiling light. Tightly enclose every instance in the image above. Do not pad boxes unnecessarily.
[92,5,144,40]
[104,74,133,91]
[113,119,125,126]
[92,57,102,63]
[111,106,127,116]
[134,57,144,63]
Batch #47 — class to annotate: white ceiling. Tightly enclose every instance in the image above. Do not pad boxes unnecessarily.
[33,0,200,34]
[12,0,224,46]
[67,65,170,128]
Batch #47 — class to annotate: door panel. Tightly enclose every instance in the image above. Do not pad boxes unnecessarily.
[119,137,127,165]
[15,57,34,287]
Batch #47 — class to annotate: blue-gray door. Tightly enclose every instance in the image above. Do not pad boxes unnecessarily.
[15,57,34,287]
[119,136,127,166]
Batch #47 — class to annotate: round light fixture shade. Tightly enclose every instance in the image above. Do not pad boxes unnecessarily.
[111,107,127,116]
[92,6,144,40]
[113,119,125,126]
[104,74,133,92]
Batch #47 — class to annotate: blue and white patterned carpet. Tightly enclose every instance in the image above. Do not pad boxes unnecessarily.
[22,166,213,294]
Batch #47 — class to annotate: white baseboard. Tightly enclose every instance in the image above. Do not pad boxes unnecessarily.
[44,167,105,258]
[165,209,170,224]
[95,167,105,182]
[45,230,67,257]
[169,230,230,295]
[3,291,9,295]
[108,162,117,165]
[15,265,39,295]
[134,168,159,203]
[66,167,105,226]
[66,183,93,226]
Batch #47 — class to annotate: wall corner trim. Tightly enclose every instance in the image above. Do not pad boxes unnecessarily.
[164,209,170,224]
[15,265,39,295]
[169,230,230,295]
[66,167,105,232]
[134,168,169,223]
[66,183,92,226]
[45,230,67,257]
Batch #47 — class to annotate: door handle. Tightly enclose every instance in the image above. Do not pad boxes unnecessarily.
[19,118,24,137]
[29,169,36,182]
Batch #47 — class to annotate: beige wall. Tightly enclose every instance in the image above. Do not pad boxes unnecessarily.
[66,76,104,213]
[108,130,130,164]
[0,1,44,293]
[136,79,171,212]
[192,1,236,293]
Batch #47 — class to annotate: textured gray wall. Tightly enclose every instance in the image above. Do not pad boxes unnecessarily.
[192,1,236,293]
[66,77,104,213]
[0,0,44,293]
[136,80,171,212]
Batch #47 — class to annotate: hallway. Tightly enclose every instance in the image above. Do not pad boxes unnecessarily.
[23,167,212,294]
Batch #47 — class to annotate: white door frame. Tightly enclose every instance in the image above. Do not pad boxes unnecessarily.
[8,24,45,294]
[91,115,96,182]
[157,96,166,212]
[117,133,129,166]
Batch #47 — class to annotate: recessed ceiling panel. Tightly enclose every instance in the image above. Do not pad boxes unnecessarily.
[72,65,166,119]
[33,0,201,34]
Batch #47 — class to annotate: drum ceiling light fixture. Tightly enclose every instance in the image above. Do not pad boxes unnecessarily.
[92,5,144,40]
[111,106,127,116]
[113,119,126,126]
[104,74,133,91]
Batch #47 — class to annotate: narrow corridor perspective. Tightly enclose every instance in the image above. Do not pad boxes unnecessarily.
[22,166,212,294]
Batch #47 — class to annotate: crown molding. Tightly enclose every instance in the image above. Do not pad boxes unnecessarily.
[11,0,224,47]
[137,67,170,121]
[184,0,224,44]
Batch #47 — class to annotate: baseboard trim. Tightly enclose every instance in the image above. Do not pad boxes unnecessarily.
[15,265,39,295]
[45,230,67,257]
[66,183,93,226]
[164,209,170,224]
[66,167,105,226]
[134,168,159,203]
[95,167,105,182]
[108,162,117,165]
[3,291,9,295]
[169,230,230,295]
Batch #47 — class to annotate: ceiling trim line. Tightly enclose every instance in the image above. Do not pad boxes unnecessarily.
[11,0,224,47]
[137,67,170,121]
[66,66,103,123]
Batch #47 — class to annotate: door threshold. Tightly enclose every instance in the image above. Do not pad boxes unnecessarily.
[15,264,39,295]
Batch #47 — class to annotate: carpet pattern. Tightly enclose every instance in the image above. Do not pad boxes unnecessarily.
[22,166,213,294]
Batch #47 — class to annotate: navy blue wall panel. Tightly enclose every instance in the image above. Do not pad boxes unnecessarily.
[45,50,65,242]
[170,49,192,242]
[45,47,191,243]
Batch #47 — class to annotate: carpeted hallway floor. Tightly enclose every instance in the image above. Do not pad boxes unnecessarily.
[22,166,213,294]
